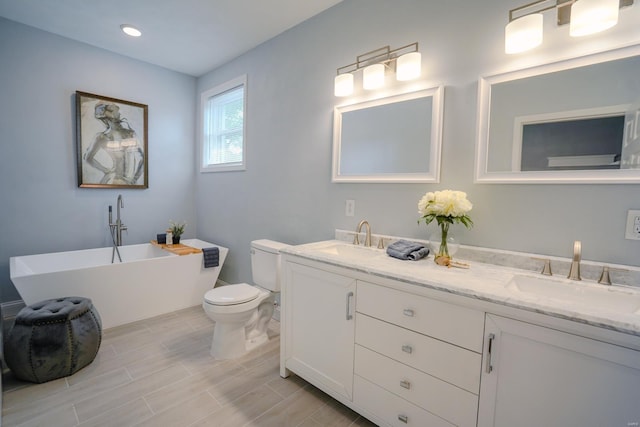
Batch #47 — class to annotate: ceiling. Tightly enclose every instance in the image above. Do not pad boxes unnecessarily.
[0,0,343,77]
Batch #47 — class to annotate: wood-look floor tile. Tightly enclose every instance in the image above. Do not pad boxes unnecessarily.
[2,307,375,427]
[106,327,160,355]
[102,320,151,341]
[185,314,214,331]
[191,384,283,427]
[125,338,210,380]
[297,418,323,427]
[2,375,68,409]
[233,340,280,371]
[350,415,379,426]
[9,403,78,427]
[143,360,243,413]
[309,397,361,426]
[161,327,213,353]
[248,383,330,427]
[77,398,153,427]
[136,391,220,427]
[74,363,190,422]
[266,373,307,399]
[207,354,281,406]
[2,368,131,426]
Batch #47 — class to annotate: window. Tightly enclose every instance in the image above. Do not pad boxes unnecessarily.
[200,75,246,172]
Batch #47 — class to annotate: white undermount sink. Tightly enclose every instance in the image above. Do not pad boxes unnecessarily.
[314,243,384,259]
[506,274,640,315]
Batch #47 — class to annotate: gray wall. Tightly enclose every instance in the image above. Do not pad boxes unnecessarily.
[196,0,640,286]
[2,0,639,302]
[0,18,197,301]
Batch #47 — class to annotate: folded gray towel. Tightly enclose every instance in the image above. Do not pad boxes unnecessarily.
[407,246,430,261]
[386,239,429,261]
[202,247,219,268]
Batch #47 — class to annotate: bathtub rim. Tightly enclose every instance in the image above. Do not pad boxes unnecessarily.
[9,238,228,279]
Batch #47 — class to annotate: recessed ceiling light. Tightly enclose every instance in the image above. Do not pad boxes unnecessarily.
[120,24,141,37]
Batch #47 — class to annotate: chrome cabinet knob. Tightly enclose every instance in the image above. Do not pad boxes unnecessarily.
[403,308,414,317]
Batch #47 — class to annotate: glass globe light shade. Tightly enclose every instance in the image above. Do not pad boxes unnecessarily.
[504,13,543,54]
[396,52,422,81]
[570,0,619,37]
[334,73,354,97]
[363,63,385,90]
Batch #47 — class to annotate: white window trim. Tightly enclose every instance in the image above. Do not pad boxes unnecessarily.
[200,75,247,173]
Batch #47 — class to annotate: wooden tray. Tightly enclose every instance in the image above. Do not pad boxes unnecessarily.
[151,240,202,256]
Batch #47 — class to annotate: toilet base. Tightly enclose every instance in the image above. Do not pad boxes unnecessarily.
[209,324,270,359]
[207,297,275,360]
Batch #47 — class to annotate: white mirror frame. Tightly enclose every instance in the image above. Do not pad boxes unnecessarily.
[332,86,444,183]
[475,44,640,184]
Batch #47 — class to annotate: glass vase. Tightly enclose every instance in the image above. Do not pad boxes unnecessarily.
[429,223,459,264]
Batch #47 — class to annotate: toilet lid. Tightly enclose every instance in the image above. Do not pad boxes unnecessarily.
[204,283,260,306]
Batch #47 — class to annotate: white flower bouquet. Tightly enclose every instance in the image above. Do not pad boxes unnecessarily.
[418,190,473,228]
[418,190,473,263]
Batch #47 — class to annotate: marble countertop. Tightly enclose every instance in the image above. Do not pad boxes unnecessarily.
[281,240,640,337]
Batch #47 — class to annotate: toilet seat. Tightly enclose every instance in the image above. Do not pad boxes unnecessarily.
[204,283,260,306]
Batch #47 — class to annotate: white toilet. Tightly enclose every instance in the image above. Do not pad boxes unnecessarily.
[202,239,289,359]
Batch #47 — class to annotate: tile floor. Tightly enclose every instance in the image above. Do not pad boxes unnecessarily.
[2,306,376,427]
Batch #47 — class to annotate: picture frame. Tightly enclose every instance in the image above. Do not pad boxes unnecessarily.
[76,91,148,189]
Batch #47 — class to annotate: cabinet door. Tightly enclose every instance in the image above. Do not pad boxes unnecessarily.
[284,262,356,400]
[479,314,640,427]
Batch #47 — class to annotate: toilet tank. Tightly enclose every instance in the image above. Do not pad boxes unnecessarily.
[250,239,289,292]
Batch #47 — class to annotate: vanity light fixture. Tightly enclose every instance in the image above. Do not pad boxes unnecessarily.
[569,0,620,36]
[505,0,633,54]
[120,24,142,37]
[334,42,421,97]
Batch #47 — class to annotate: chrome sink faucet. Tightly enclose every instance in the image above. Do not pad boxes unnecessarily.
[353,220,372,247]
[567,240,582,281]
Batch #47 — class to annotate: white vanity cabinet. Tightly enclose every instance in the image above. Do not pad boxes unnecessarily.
[478,314,640,427]
[281,248,640,427]
[281,255,486,426]
[280,260,357,400]
[354,281,484,427]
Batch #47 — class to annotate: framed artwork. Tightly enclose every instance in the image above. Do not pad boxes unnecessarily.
[76,91,148,188]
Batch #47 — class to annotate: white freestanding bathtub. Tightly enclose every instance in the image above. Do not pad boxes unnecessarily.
[9,239,228,329]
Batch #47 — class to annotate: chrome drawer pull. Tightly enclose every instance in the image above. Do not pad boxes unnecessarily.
[401,344,413,354]
[400,379,411,389]
[403,308,414,317]
[485,333,496,374]
[345,292,354,321]
[398,414,408,424]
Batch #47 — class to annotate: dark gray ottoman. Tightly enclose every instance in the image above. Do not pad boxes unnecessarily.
[5,297,102,383]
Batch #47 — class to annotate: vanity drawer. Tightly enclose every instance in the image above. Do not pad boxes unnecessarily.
[354,375,454,427]
[356,313,481,393]
[357,280,484,352]
[355,345,478,427]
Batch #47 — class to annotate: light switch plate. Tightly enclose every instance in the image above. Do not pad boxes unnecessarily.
[345,200,355,217]
[625,210,640,240]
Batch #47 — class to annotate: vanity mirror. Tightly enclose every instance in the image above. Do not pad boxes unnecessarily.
[475,44,640,184]
[332,86,444,183]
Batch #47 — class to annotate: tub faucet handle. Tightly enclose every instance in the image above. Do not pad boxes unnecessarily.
[597,266,627,286]
[532,257,552,276]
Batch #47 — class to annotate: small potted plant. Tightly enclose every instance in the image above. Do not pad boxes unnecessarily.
[169,221,186,245]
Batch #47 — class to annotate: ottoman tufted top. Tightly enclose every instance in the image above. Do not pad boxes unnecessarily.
[16,297,94,325]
